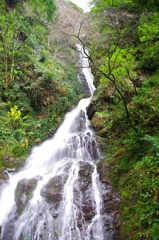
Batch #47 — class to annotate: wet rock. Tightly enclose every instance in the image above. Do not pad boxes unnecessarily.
[104,198,121,214]
[87,100,97,120]
[82,198,96,221]
[78,162,96,222]
[53,212,59,218]
[4,168,16,179]
[5,168,15,173]
[78,72,91,95]
[0,179,5,186]
[78,162,94,191]
[1,205,18,240]
[97,159,121,239]
[72,135,80,151]
[79,132,100,160]
[71,110,87,133]
[64,131,100,161]
[41,175,68,205]
[34,138,41,144]
[14,177,38,215]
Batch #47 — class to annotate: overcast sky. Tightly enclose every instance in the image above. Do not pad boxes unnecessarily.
[67,0,91,12]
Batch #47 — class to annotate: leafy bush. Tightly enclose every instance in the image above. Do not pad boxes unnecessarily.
[138,13,159,72]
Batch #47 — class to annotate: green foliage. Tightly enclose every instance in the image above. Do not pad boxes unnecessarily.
[91,73,159,237]
[138,13,159,71]
[91,0,135,13]
[133,0,159,11]
[91,0,159,12]
[26,0,56,21]
[42,0,57,20]
[0,0,82,172]
[7,105,21,121]
[100,46,137,93]
[89,0,159,238]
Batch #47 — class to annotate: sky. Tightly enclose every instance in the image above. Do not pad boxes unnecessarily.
[67,0,91,12]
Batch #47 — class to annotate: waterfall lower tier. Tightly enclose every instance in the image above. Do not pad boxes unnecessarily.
[0,45,120,240]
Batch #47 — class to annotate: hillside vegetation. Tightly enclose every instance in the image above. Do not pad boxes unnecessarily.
[0,0,84,175]
[0,0,159,238]
[83,0,159,239]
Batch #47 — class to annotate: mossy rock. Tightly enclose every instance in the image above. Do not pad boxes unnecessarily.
[41,174,68,205]
[114,148,126,157]
[14,177,38,215]
[34,138,41,144]
[78,161,94,192]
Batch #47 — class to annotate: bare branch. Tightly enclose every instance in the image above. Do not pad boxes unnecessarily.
[78,22,83,38]
[125,66,138,95]
[73,27,138,132]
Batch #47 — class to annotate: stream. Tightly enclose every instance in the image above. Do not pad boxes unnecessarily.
[0,45,120,240]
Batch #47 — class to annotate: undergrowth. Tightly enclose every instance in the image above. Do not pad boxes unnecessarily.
[90,74,159,239]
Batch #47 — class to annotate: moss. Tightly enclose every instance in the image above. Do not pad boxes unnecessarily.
[14,178,38,215]
[20,236,28,240]
[114,148,126,157]
[91,112,107,130]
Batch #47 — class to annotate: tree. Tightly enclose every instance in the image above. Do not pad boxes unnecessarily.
[74,1,140,132]
[75,33,138,132]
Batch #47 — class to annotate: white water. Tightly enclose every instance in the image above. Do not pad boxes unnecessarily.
[0,45,104,240]
[76,44,95,96]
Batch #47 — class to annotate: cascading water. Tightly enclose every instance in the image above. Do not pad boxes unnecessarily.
[0,45,119,240]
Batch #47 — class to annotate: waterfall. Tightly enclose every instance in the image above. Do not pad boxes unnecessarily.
[0,45,119,240]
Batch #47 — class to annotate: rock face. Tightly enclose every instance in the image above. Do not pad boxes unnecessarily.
[71,110,87,133]
[14,177,38,215]
[2,177,39,240]
[41,174,68,205]
[78,162,96,222]
[78,72,91,95]
[79,131,100,160]
[39,160,121,239]
[1,162,121,239]
[87,99,97,120]
[97,160,121,239]
[2,205,18,240]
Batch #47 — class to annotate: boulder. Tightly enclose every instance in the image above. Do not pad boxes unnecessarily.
[14,177,38,215]
[41,175,68,206]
